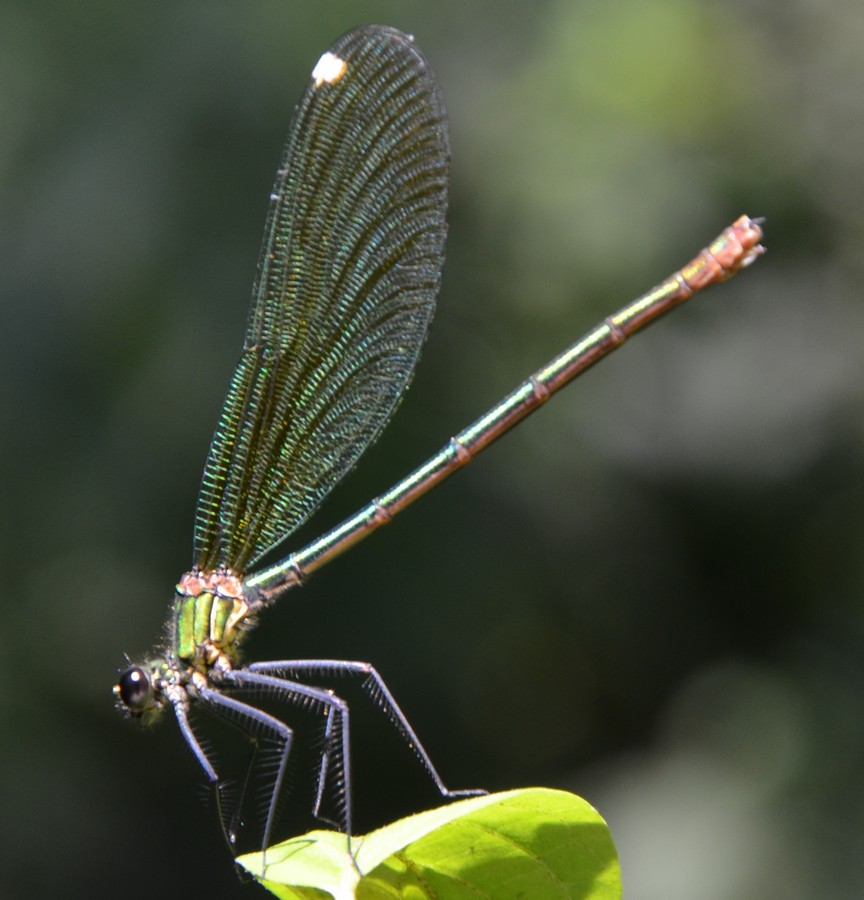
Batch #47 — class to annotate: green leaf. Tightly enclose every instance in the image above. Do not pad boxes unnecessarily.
[236,788,621,899]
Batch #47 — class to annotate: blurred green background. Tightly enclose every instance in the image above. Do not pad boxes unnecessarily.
[3,0,863,897]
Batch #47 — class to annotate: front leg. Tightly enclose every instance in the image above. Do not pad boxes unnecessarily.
[169,690,251,854]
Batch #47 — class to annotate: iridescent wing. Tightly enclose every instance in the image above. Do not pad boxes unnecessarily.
[193,26,449,572]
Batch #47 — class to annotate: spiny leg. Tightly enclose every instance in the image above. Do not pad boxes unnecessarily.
[171,695,245,854]
[312,703,343,826]
[215,738,261,852]
[222,670,355,846]
[196,684,294,862]
[173,694,220,784]
[248,659,486,801]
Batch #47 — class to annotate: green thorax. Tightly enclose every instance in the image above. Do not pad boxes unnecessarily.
[172,568,251,670]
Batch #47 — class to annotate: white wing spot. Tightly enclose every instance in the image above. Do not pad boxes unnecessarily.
[312,52,348,87]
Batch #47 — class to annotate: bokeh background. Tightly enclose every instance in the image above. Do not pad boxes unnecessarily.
[3,0,864,897]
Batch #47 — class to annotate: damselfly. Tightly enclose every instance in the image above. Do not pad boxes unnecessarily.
[114,24,764,859]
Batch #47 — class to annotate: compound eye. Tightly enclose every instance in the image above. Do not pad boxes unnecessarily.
[116,666,152,710]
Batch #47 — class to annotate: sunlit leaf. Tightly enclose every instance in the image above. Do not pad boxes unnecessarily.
[237,788,621,899]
